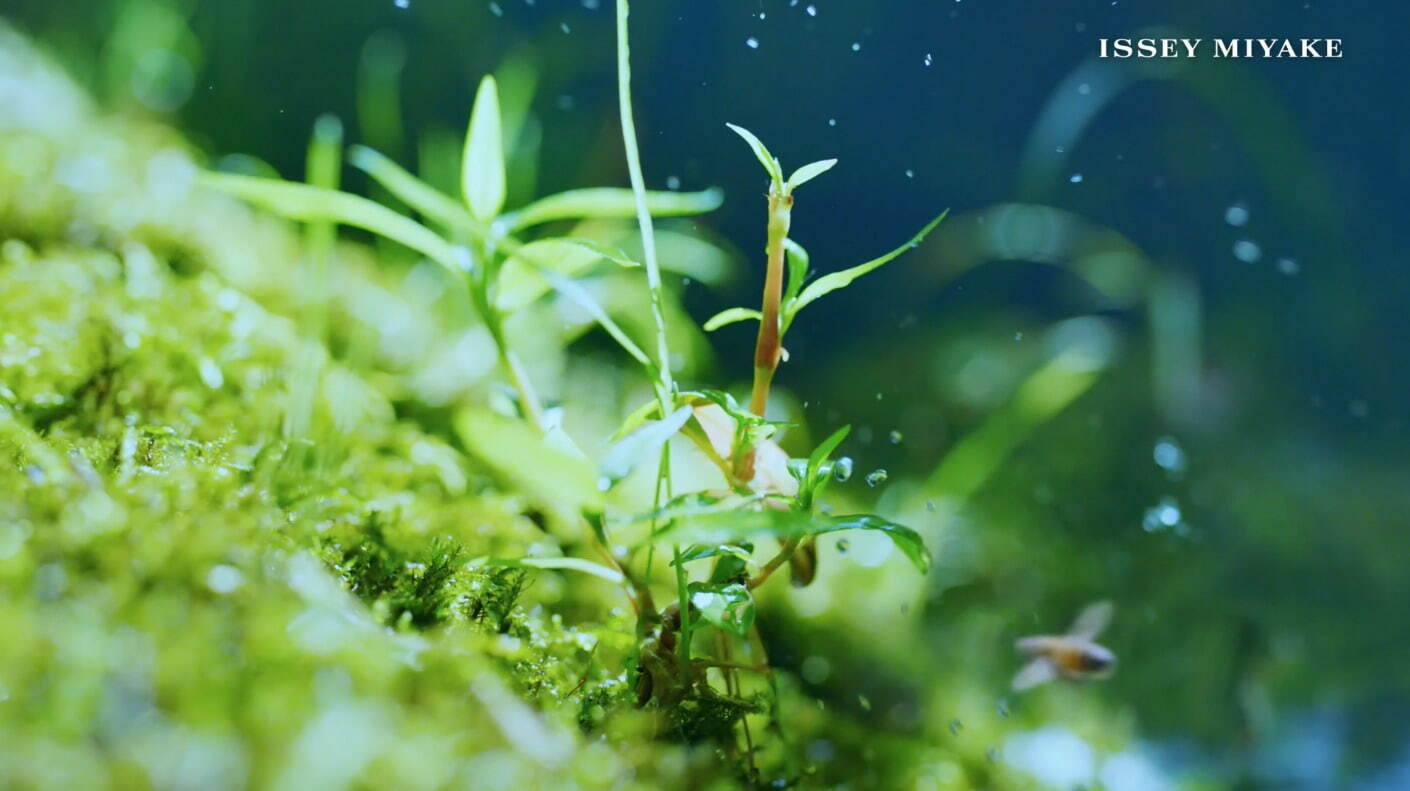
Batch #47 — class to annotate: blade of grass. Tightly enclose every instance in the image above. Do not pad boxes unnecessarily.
[349,144,479,237]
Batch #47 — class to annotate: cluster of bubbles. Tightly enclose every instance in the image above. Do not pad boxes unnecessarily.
[1226,202,1300,275]
[1144,437,1191,536]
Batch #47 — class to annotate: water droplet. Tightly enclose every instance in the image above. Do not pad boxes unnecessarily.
[832,457,853,482]
[1233,239,1262,263]
[560,22,571,33]
[1276,257,1300,275]
[394,0,410,8]
[665,175,681,190]
[488,1,502,16]
[905,168,915,178]
[806,4,817,16]
[851,42,861,52]
[1224,203,1250,226]
[889,430,903,444]
[865,469,888,487]
[836,538,850,554]
[828,117,837,127]
[758,11,766,19]
[1069,173,1084,183]
[924,52,933,66]
[1153,437,1187,478]
[746,36,759,49]
[1077,82,1091,95]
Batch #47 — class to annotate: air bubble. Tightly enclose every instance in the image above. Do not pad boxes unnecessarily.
[1152,436,1187,476]
[746,37,759,49]
[1233,239,1262,263]
[865,469,888,487]
[832,457,853,482]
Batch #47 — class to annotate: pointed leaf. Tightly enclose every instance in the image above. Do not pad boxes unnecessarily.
[599,405,692,483]
[806,422,846,485]
[786,158,837,190]
[725,123,782,185]
[524,261,655,371]
[473,556,624,584]
[788,210,948,323]
[349,144,477,235]
[462,75,506,221]
[814,514,931,574]
[496,238,639,312]
[200,172,458,270]
[672,543,754,566]
[703,306,762,332]
[505,187,723,230]
[642,509,930,575]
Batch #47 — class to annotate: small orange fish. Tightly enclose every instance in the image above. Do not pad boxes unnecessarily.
[1011,601,1116,691]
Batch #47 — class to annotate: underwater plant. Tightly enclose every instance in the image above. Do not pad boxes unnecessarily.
[190,0,944,781]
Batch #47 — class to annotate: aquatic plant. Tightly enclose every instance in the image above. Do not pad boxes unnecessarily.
[194,0,945,778]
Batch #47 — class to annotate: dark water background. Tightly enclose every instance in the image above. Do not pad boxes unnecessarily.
[7,1,1410,787]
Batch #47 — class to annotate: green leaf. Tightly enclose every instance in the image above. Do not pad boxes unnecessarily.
[599,405,692,483]
[688,581,755,637]
[349,144,477,236]
[455,406,603,513]
[787,209,949,325]
[643,508,931,575]
[496,238,639,312]
[522,261,655,372]
[200,172,459,271]
[462,75,506,221]
[672,543,754,566]
[725,123,782,185]
[505,187,723,230]
[806,422,846,490]
[786,158,837,190]
[472,556,623,584]
[782,238,810,305]
[813,514,931,574]
[702,307,762,332]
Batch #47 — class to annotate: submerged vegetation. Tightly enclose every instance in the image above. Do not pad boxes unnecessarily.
[5,0,1409,789]
[0,8,955,786]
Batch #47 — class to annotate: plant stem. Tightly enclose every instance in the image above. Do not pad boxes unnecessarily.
[749,189,792,417]
[463,242,547,428]
[616,0,675,409]
[617,0,687,676]
[748,536,800,590]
